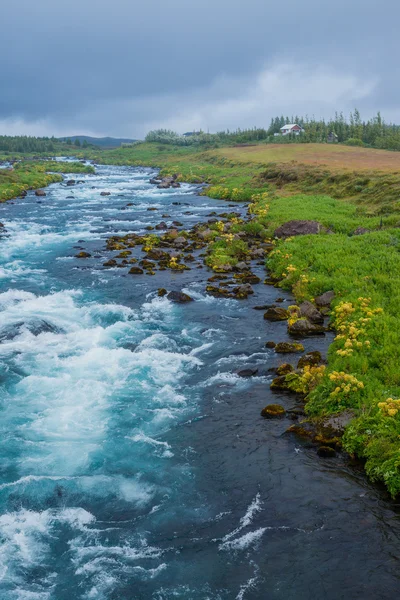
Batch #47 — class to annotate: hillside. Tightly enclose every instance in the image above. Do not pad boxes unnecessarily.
[58,135,137,148]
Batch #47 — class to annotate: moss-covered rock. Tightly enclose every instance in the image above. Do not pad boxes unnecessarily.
[288,318,325,336]
[274,342,305,354]
[264,307,289,321]
[276,363,294,376]
[261,404,286,419]
[270,372,304,393]
[297,351,322,369]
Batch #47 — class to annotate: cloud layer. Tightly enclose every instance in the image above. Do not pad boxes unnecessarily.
[0,0,397,137]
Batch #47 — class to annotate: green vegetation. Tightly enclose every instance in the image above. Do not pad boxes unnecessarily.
[88,139,400,496]
[265,201,400,496]
[0,161,94,201]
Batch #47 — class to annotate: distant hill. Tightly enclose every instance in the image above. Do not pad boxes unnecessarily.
[58,136,137,148]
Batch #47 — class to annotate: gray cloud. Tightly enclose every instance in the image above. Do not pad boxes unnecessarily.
[0,0,398,136]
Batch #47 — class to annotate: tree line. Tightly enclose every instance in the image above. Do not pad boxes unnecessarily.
[145,110,400,151]
[0,136,88,154]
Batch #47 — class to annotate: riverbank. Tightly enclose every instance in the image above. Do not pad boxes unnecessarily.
[72,142,400,497]
[0,160,95,202]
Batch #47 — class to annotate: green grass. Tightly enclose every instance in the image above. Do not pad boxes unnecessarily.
[0,161,94,202]
[264,195,400,496]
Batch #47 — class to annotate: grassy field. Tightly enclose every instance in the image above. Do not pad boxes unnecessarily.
[215,143,400,171]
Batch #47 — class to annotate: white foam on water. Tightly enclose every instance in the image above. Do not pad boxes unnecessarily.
[128,432,174,458]
[0,221,98,261]
[0,289,201,479]
[236,565,260,600]
[0,507,95,592]
[221,494,262,543]
[219,528,267,551]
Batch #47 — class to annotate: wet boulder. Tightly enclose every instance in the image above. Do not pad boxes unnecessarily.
[265,341,276,348]
[173,236,187,247]
[66,179,76,186]
[155,222,168,230]
[264,307,289,321]
[274,342,305,354]
[103,259,117,267]
[35,189,46,197]
[299,301,324,324]
[158,288,167,297]
[276,363,294,376]
[288,318,325,336]
[274,220,327,238]
[167,290,194,303]
[100,191,111,196]
[261,404,286,419]
[297,351,322,369]
[75,251,91,258]
[129,266,144,274]
[232,284,254,299]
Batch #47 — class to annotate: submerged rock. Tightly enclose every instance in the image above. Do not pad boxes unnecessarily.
[317,446,337,458]
[237,368,258,378]
[261,404,286,419]
[75,251,91,258]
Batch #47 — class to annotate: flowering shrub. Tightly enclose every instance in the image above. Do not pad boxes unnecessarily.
[377,398,400,417]
[333,297,382,357]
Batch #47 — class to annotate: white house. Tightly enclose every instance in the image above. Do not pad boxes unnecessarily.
[279,124,304,136]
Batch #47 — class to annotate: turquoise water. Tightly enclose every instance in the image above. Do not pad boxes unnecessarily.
[0,164,399,599]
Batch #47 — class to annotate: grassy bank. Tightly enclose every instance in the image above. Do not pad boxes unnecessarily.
[0,161,95,202]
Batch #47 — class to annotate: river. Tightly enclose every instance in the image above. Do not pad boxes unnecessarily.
[0,163,399,599]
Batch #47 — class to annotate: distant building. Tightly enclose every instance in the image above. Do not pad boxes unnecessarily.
[279,124,304,136]
[327,131,339,143]
[183,131,202,137]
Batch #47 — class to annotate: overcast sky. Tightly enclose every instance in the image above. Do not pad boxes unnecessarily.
[0,0,398,138]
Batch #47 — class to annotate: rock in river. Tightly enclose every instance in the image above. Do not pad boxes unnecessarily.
[264,307,289,321]
[167,291,194,303]
[261,404,286,419]
[274,342,304,354]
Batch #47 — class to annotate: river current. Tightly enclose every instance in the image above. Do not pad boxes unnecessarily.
[0,163,399,599]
